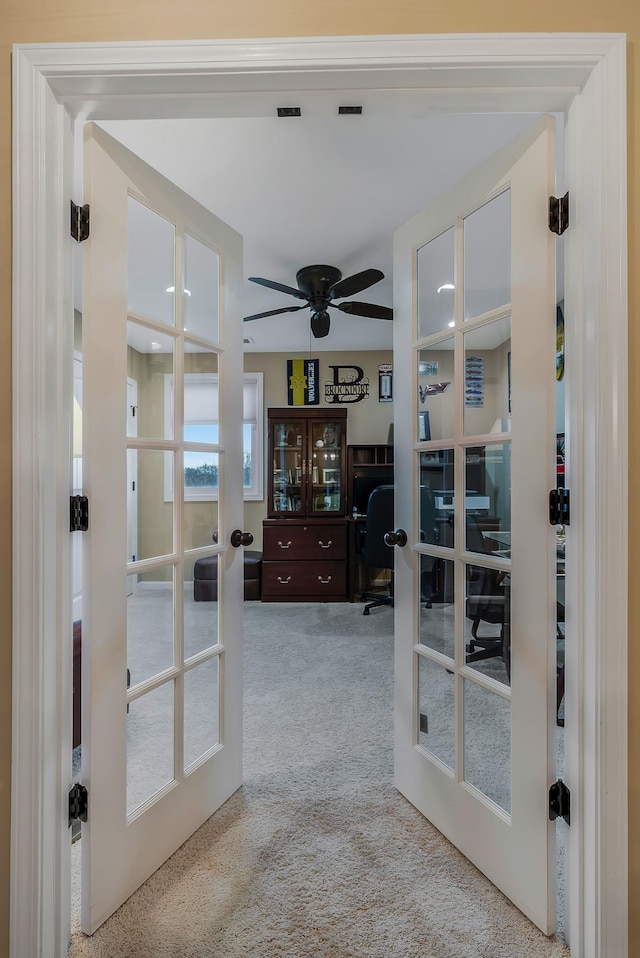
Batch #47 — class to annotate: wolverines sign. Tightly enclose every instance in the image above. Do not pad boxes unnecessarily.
[287,358,320,405]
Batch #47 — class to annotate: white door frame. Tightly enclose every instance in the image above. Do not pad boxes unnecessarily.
[11,33,627,958]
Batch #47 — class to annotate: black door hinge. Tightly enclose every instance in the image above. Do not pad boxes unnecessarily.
[549,192,569,235]
[70,495,89,532]
[68,783,88,826]
[549,779,570,825]
[70,200,90,242]
[549,487,570,526]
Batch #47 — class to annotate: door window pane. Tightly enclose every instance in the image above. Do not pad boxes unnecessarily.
[417,227,455,339]
[419,557,455,659]
[127,680,175,816]
[463,679,511,814]
[464,561,511,687]
[463,317,512,436]
[127,196,175,326]
[464,443,511,544]
[417,341,454,442]
[420,449,455,549]
[183,233,220,343]
[184,559,220,658]
[127,573,174,687]
[127,322,174,441]
[464,190,511,320]
[132,449,174,560]
[417,654,455,771]
[184,497,219,552]
[184,656,220,769]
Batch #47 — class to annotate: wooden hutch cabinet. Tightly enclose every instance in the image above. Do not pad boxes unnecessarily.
[262,407,348,601]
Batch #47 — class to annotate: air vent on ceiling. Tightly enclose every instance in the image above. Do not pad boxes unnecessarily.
[277,107,301,117]
[338,105,363,115]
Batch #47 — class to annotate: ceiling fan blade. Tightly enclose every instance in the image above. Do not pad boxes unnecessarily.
[327,268,384,299]
[310,311,331,339]
[335,301,393,320]
[243,305,307,322]
[248,276,308,300]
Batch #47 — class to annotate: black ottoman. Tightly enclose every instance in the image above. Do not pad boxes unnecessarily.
[193,551,262,601]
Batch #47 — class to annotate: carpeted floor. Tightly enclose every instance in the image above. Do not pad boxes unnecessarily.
[69,598,569,958]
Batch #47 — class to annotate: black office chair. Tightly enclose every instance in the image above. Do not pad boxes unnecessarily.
[419,486,436,609]
[465,515,510,677]
[361,484,395,615]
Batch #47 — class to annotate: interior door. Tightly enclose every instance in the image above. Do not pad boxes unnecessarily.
[393,116,557,933]
[80,123,245,933]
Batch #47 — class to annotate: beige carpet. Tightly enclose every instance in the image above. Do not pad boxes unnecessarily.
[69,600,569,958]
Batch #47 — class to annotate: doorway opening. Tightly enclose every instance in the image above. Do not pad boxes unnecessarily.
[10,35,628,958]
[68,109,568,949]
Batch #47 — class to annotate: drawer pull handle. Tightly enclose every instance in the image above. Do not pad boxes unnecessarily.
[318,540,332,549]
[318,575,332,585]
[277,540,292,549]
[277,576,292,584]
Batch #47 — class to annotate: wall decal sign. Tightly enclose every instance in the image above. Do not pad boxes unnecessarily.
[378,363,393,402]
[464,356,484,407]
[324,365,370,404]
[419,382,450,402]
[287,358,320,405]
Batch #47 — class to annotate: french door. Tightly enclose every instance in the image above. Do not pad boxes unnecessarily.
[393,116,558,933]
[80,123,245,933]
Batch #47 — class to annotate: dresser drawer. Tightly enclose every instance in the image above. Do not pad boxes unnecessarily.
[262,560,346,598]
[263,523,347,561]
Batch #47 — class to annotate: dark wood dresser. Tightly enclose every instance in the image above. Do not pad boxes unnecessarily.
[261,517,347,601]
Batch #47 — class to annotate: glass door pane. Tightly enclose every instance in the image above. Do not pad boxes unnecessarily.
[310,419,343,514]
[271,419,304,514]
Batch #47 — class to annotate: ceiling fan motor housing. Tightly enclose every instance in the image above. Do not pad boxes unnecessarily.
[295,264,342,297]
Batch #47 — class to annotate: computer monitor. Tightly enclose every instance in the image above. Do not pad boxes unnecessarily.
[352,473,393,516]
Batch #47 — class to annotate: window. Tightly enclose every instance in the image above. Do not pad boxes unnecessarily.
[164,372,263,501]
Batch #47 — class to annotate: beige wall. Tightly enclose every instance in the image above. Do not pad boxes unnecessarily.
[1,5,638,956]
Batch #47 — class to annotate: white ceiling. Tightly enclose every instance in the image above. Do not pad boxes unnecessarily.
[95,111,545,352]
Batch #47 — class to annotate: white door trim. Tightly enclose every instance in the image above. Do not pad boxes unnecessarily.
[11,33,627,958]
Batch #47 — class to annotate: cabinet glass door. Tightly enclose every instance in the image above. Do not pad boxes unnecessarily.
[271,419,304,514]
[310,419,343,515]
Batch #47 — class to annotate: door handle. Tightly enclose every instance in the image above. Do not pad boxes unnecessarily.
[230,529,254,548]
[384,529,408,547]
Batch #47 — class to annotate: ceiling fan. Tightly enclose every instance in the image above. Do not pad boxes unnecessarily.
[243,264,393,339]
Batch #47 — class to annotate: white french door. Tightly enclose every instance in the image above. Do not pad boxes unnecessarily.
[80,123,245,933]
[393,116,558,933]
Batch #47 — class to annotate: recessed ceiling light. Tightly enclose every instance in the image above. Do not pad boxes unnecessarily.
[165,286,191,296]
[437,284,455,293]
